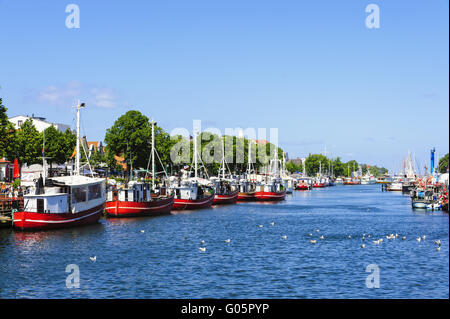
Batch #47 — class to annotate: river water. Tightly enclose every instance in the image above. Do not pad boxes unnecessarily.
[0,184,448,298]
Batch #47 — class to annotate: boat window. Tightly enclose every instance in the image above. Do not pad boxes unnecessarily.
[72,187,87,204]
[88,184,102,200]
[37,198,44,213]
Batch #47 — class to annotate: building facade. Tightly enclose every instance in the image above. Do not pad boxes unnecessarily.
[9,115,71,133]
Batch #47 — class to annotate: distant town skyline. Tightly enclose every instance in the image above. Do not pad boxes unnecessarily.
[1,1,448,172]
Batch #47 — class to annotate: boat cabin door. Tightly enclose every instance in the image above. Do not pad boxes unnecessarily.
[112,190,119,201]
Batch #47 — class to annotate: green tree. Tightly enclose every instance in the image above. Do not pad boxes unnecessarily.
[286,161,302,173]
[344,160,359,177]
[305,154,329,176]
[8,119,41,165]
[439,153,449,173]
[105,111,174,175]
[331,157,345,177]
[0,98,15,158]
[42,126,76,166]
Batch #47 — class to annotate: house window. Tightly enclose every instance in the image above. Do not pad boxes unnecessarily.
[17,120,23,127]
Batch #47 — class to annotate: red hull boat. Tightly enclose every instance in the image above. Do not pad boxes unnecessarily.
[237,192,256,201]
[13,204,104,231]
[213,191,238,205]
[313,183,325,188]
[172,193,215,210]
[105,196,174,217]
[254,190,286,201]
[296,184,310,190]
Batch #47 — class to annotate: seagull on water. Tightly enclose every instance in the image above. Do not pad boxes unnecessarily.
[416,237,421,242]
[434,240,441,246]
[402,236,406,240]
[282,235,287,240]
[309,240,317,244]
[225,239,231,243]
[89,256,96,262]
[319,235,324,240]
[421,235,426,240]
[348,235,351,239]
[436,247,441,251]
[200,240,205,245]
[316,229,320,232]
[140,230,145,233]
[361,244,366,248]
[308,233,313,237]
[258,225,264,228]
[270,222,275,226]
[199,247,206,252]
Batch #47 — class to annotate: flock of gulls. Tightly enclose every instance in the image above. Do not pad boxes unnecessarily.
[87,223,444,261]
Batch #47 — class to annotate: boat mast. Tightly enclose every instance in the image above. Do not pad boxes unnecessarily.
[303,159,306,177]
[247,140,252,176]
[42,128,46,184]
[193,127,198,179]
[151,118,155,190]
[220,138,226,179]
[75,100,85,176]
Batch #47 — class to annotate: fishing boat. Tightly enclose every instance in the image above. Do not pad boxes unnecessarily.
[254,151,286,201]
[313,177,326,188]
[254,178,286,201]
[237,179,257,201]
[312,162,328,187]
[13,102,106,231]
[343,177,360,185]
[376,175,392,184]
[105,119,174,217]
[238,140,257,201]
[169,128,215,210]
[334,177,344,185]
[386,176,404,191]
[210,140,238,205]
[360,172,376,184]
[280,153,294,194]
[296,177,313,190]
[170,175,215,210]
[105,181,173,217]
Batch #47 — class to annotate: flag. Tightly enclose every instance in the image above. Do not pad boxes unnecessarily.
[13,158,20,179]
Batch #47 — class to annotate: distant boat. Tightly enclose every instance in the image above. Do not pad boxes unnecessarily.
[376,175,392,184]
[254,151,286,201]
[386,178,403,191]
[170,177,215,210]
[334,177,344,185]
[344,177,360,185]
[210,140,239,205]
[296,177,313,190]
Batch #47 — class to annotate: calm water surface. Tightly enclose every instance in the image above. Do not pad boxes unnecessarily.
[0,185,448,298]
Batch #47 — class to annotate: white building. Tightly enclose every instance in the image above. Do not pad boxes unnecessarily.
[8,115,71,133]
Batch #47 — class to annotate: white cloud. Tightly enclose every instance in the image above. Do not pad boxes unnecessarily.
[91,88,117,108]
[37,82,118,108]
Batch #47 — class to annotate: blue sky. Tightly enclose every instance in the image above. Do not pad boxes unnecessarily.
[0,0,448,172]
